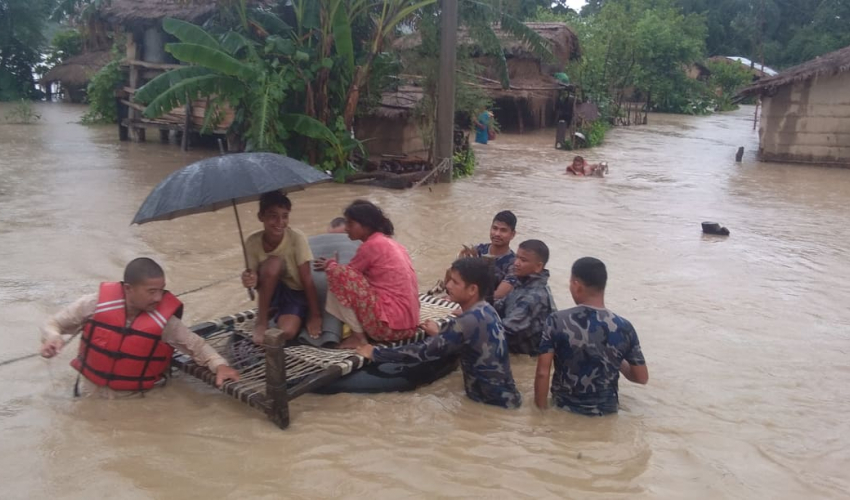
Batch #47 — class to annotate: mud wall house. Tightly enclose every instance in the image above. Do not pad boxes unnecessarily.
[739,45,850,167]
[357,87,428,159]
[41,51,112,103]
[100,0,235,147]
[389,22,581,135]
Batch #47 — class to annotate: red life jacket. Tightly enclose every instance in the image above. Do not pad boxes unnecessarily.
[71,282,183,391]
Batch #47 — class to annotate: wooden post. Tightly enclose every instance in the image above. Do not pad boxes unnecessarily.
[126,33,145,142]
[264,328,290,429]
[435,0,458,183]
[117,96,129,141]
[568,94,576,148]
[181,101,191,151]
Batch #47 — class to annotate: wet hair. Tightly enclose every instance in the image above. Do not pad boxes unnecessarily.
[518,239,550,265]
[572,155,584,163]
[492,210,517,232]
[330,217,346,229]
[259,190,292,214]
[344,200,394,236]
[450,257,494,300]
[124,258,164,285]
[572,257,607,291]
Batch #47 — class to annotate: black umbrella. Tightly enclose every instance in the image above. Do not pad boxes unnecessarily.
[133,153,332,299]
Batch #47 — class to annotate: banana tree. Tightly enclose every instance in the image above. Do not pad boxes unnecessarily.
[135,17,347,159]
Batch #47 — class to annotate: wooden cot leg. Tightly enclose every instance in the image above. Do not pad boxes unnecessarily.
[264,328,290,429]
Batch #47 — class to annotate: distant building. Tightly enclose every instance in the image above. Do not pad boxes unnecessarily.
[739,45,850,166]
[708,56,778,79]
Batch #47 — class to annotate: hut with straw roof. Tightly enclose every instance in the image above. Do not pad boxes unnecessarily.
[100,0,234,149]
[41,50,112,103]
[739,45,850,166]
[357,22,581,159]
[392,22,580,133]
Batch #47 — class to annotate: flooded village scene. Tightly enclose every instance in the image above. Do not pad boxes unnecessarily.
[2,0,850,498]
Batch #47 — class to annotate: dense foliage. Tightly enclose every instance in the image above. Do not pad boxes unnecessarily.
[0,0,55,100]
[79,46,122,124]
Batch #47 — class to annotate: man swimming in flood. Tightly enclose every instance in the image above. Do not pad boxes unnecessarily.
[566,156,608,177]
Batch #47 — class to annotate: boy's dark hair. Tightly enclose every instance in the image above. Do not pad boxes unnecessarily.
[518,239,549,265]
[493,210,517,231]
[450,257,494,300]
[124,258,164,285]
[572,257,607,291]
[259,190,292,214]
[344,199,394,236]
[330,217,346,228]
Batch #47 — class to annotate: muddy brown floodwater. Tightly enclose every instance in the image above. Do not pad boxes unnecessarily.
[1,102,849,499]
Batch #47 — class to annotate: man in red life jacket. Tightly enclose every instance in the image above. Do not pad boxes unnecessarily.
[40,258,239,394]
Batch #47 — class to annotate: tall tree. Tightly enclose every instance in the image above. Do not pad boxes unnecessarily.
[0,0,55,100]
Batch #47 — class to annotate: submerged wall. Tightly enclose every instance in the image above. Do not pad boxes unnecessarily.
[759,72,850,166]
[356,115,427,159]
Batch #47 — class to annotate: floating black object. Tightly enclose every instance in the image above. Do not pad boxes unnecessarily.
[702,222,730,236]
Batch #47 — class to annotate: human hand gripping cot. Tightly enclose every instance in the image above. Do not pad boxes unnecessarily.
[39,257,239,394]
[362,258,522,408]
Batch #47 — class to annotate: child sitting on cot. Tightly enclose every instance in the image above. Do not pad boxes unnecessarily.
[495,240,557,356]
[241,191,322,344]
[357,257,522,409]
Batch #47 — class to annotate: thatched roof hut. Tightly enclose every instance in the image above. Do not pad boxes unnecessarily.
[41,50,112,88]
[738,44,850,166]
[392,22,580,133]
[357,86,427,158]
[739,45,850,97]
[394,22,580,67]
[100,0,220,28]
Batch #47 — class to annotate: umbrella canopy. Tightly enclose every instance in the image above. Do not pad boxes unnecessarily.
[132,153,331,224]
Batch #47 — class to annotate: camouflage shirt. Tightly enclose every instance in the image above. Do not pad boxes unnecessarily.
[372,301,522,409]
[475,243,518,287]
[495,270,557,355]
[539,306,645,416]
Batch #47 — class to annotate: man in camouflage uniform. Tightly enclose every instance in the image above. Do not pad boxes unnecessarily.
[359,258,521,409]
[474,210,519,300]
[496,240,557,355]
[535,257,648,416]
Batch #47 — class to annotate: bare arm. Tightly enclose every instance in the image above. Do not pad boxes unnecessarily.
[534,353,554,409]
[619,360,649,385]
[493,281,514,300]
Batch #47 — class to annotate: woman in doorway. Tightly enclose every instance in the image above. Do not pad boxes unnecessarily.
[314,200,420,348]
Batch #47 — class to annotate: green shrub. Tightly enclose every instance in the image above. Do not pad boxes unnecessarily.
[453,147,476,179]
[80,44,124,125]
[4,99,41,123]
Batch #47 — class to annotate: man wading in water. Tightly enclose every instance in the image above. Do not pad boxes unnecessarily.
[40,258,239,396]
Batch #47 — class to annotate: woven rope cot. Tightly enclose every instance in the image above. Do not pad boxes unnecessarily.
[174,294,458,428]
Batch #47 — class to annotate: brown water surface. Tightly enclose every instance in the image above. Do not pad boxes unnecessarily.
[1,103,848,499]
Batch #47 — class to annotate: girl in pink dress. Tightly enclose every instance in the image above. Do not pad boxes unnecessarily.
[314,200,420,348]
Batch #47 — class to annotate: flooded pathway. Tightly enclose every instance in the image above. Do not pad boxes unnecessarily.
[1,103,848,499]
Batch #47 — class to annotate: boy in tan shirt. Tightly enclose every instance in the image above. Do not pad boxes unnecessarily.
[241,191,322,343]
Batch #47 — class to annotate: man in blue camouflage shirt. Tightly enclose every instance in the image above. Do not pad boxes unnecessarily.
[535,257,648,416]
[475,210,519,300]
[496,240,557,355]
[358,258,521,408]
